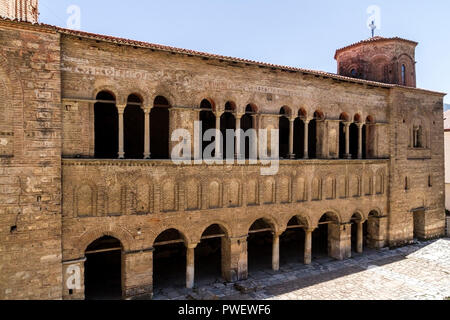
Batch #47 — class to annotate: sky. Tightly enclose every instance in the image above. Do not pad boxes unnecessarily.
[39,0,450,104]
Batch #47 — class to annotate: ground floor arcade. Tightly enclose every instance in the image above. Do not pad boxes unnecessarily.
[63,211,389,300]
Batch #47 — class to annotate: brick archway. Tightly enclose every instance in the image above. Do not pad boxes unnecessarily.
[77,226,134,258]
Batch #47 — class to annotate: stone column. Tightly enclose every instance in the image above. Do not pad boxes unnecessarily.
[288,118,295,159]
[215,112,223,159]
[272,234,280,271]
[62,257,86,300]
[186,244,197,289]
[356,221,364,253]
[144,107,151,159]
[357,123,363,160]
[221,236,248,282]
[123,249,154,299]
[235,114,243,159]
[118,105,126,159]
[303,119,310,159]
[345,122,351,159]
[304,228,313,265]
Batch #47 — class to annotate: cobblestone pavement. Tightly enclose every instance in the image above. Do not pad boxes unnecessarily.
[153,238,450,300]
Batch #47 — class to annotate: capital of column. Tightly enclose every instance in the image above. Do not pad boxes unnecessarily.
[117,104,126,114]
[357,122,364,129]
[186,243,198,250]
[143,106,152,114]
[236,113,244,120]
[215,111,224,118]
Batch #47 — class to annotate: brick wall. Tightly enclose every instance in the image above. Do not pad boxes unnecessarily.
[387,88,446,246]
[0,22,62,300]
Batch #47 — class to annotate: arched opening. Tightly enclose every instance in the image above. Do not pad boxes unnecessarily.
[339,113,349,159]
[94,91,118,159]
[350,213,367,254]
[153,229,186,295]
[413,125,424,148]
[220,102,236,160]
[195,224,227,286]
[241,104,256,159]
[280,217,306,266]
[248,219,274,273]
[85,236,123,300]
[200,99,216,159]
[279,107,290,159]
[312,212,339,260]
[150,96,171,159]
[349,124,359,159]
[294,109,306,159]
[362,124,367,159]
[124,94,144,159]
[401,64,406,86]
[308,111,322,159]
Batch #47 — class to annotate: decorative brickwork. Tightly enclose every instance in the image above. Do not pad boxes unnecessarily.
[0,15,446,300]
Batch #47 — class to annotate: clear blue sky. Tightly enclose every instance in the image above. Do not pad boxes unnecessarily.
[39,0,450,104]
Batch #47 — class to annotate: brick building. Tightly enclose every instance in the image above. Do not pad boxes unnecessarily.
[0,1,446,300]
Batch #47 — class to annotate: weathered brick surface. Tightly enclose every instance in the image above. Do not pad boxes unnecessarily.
[0,22,62,300]
[0,15,446,300]
[0,1,39,23]
[335,37,417,87]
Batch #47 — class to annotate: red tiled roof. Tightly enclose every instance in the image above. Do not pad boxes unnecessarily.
[334,36,419,59]
[0,17,445,96]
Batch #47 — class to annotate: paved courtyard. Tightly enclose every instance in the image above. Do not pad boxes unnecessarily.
[153,238,450,300]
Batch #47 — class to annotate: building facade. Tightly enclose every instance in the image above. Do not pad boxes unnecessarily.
[0,1,446,300]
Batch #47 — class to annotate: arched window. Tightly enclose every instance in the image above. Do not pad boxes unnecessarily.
[279,107,290,159]
[199,99,216,159]
[241,104,256,159]
[150,96,171,159]
[294,109,306,159]
[220,102,236,160]
[401,64,406,86]
[308,111,323,159]
[413,125,423,148]
[124,94,144,159]
[94,91,118,159]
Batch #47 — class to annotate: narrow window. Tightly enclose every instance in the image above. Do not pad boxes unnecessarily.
[405,177,409,191]
[428,175,432,188]
[401,64,406,85]
[413,126,423,148]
